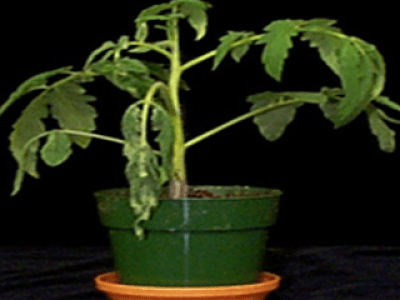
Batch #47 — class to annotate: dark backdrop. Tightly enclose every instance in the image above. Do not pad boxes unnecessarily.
[0,1,399,247]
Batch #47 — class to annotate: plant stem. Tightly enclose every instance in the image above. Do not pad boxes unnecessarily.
[141,82,166,146]
[180,35,263,73]
[185,99,304,149]
[128,41,172,59]
[168,6,188,198]
[25,130,126,149]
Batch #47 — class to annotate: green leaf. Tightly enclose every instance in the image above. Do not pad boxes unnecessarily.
[247,92,303,141]
[84,41,116,69]
[177,1,212,40]
[151,106,174,184]
[231,43,251,63]
[300,19,343,76]
[135,3,173,24]
[91,59,155,98]
[1,66,73,117]
[213,31,253,70]
[257,20,301,81]
[366,105,396,152]
[40,132,73,166]
[9,96,49,179]
[334,39,376,127]
[43,82,97,148]
[116,57,150,75]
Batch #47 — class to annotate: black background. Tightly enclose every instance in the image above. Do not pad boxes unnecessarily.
[0,1,399,247]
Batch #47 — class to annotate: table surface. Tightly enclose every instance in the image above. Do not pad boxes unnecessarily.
[1,245,399,300]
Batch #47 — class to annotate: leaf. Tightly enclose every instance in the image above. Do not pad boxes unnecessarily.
[40,132,72,166]
[43,82,97,148]
[334,39,376,127]
[135,3,173,24]
[151,106,174,184]
[84,41,116,69]
[177,1,212,40]
[116,58,150,75]
[231,43,251,63]
[300,19,343,76]
[9,96,49,178]
[257,20,301,81]
[366,105,396,152]
[1,66,73,117]
[91,59,155,98]
[247,92,303,141]
[121,104,164,239]
[213,31,253,70]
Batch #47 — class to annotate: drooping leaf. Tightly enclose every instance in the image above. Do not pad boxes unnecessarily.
[40,132,73,166]
[91,59,155,98]
[135,3,174,24]
[42,82,97,148]
[213,31,254,70]
[257,20,301,81]
[333,39,376,127]
[121,104,165,239]
[300,19,343,76]
[231,43,251,63]
[176,0,212,40]
[366,105,396,152]
[151,106,174,183]
[247,92,303,141]
[1,66,73,117]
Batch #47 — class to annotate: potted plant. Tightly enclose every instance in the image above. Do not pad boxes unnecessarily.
[1,0,399,299]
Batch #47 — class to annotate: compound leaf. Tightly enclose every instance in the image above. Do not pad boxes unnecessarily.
[257,20,301,81]
[40,132,73,166]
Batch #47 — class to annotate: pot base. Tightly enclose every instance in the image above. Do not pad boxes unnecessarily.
[94,271,281,300]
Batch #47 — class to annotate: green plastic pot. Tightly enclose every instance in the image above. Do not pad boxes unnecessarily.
[95,186,281,287]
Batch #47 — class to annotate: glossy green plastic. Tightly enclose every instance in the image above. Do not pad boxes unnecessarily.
[95,186,281,287]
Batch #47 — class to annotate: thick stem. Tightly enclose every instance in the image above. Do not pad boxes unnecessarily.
[168,8,188,198]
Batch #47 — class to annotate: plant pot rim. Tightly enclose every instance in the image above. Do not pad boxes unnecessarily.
[95,185,283,201]
[95,272,281,298]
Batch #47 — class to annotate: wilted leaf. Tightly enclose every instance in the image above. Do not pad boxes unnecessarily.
[40,132,73,166]
[151,106,174,184]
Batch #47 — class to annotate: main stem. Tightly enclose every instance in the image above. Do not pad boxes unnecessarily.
[169,11,188,198]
